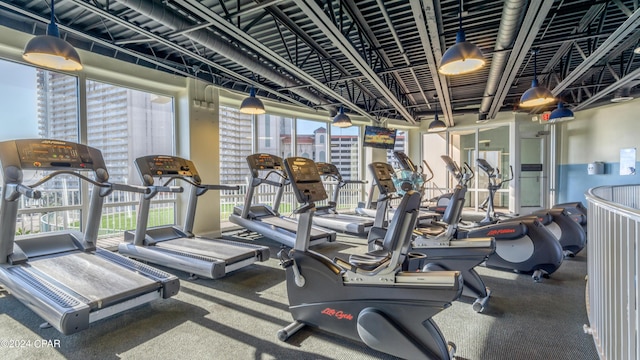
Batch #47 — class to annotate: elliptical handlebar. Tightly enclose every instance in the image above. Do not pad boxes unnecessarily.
[421,160,435,183]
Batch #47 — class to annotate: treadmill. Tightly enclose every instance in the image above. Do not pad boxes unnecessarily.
[229,153,336,247]
[0,139,179,335]
[355,162,439,226]
[118,155,270,279]
[311,162,373,235]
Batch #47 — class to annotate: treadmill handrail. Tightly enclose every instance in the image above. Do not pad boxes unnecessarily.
[26,170,109,189]
[256,178,285,188]
[4,183,41,201]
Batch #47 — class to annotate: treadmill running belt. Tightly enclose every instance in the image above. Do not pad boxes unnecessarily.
[28,251,160,309]
[260,216,331,240]
[155,238,257,264]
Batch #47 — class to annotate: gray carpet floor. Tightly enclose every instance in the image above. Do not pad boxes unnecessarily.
[0,231,599,360]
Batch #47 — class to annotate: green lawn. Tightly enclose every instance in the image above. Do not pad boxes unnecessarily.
[100,208,175,230]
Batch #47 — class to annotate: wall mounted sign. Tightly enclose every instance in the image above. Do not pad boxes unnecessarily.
[620,148,636,176]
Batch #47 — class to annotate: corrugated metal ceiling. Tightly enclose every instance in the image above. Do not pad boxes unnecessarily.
[0,0,638,126]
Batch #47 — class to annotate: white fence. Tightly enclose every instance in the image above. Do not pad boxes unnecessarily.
[219,181,367,221]
[585,184,640,360]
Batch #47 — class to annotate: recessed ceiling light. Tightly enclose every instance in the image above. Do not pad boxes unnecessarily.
[634,46,640,55]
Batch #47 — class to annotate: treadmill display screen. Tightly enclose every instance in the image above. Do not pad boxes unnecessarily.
[248,153,283,170]
[368,162,396,195]
[316,162,339,176]
[15,139,95,170]
[136,155,198,178]
[284,157,327,204]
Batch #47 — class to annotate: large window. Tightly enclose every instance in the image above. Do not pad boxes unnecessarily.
[330,125,362,210]
[219,106,253,220]
[86,80,175,238]
[0,60,80,236]
[296,119,327,161]
[0,59,177,241]
[257,114,292,157]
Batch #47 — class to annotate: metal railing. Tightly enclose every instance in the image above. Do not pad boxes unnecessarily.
[584,184,640,360]
[219,181,367,221]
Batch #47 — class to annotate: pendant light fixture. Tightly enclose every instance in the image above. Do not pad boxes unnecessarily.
[22,0,82,71]
[519,49,555,107]
[240,83,266,115]
[548,102,575,123]
[439,0,485,75]
[332,85,352,128]
[427,102,446,132]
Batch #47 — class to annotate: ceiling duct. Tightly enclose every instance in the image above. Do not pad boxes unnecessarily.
[479,0,527,116]
[113,0,331,110]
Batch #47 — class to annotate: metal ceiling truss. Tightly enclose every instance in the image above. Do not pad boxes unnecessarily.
[293,0,416,124]
[1,0,638,126]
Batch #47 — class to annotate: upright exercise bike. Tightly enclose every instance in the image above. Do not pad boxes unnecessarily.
[277,156,463,360]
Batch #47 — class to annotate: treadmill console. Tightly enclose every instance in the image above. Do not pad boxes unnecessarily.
[0,139,108,183]
[246,153,284,178]
[393,151,417,172]
[283,157,327,204]
[134,155,200,186]
[368,162,396,195]
[315,162,343,181]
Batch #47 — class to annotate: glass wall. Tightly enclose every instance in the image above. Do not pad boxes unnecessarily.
[219,106,253,220]
[218,110,369,222]
[86,80,176,238]
[447,125,511,211]
[330,125,361,210]
[422,132,448,205]
[257,114,293,157]
[0,59,177,240]
[0,60,80,236]
[477,126,511,211]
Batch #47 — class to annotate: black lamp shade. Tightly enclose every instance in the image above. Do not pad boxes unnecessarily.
[519,79,555,107]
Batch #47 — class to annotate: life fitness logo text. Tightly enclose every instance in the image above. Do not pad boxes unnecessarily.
[321,308,354,321]
[487,228,516,236]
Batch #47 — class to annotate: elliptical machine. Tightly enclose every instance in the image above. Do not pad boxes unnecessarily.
[414,156,564,282]
[277,156,463,360]
[366,162,495,312]
[476,158,584,258]
[475,158,515,225]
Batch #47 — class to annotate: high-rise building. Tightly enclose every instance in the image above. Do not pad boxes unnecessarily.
[37,73,174,185]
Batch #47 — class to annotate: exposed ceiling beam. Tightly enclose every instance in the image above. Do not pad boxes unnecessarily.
[293,0,415,124]
[574,65,640,110]
[409,0,453,126]
[175,0,375,120]
[0,2,196,79]
[551,6,640,95]
[62,0,310,108]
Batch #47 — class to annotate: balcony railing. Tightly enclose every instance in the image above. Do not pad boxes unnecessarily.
[219,181,367,222]
[584,184,640,360]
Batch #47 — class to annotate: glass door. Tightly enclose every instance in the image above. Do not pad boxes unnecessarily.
[519,137,547,213]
